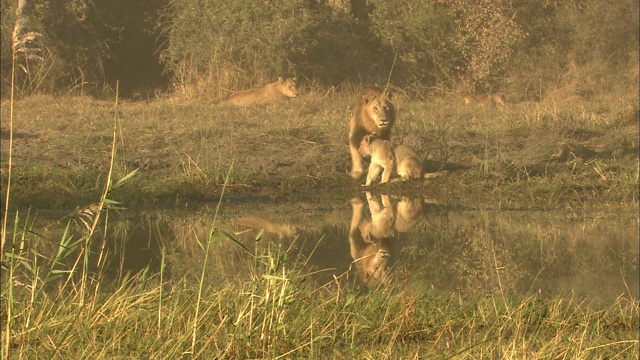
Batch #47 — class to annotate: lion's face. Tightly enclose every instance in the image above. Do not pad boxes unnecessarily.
[357,244,392,287]
[363,92,393,129]
[278,77,299,98]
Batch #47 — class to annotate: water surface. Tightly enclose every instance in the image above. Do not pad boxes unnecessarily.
[85,191,639,307]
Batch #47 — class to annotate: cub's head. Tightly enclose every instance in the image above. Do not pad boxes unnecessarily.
[277,76,299,98]
[361,87,394,129]
[358,134,376,156]
[356,241,392,287]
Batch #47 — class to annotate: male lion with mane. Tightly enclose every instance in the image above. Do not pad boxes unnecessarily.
[349,86,396,179]
[226,76,298,106]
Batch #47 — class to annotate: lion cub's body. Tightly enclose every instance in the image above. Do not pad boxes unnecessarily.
[227,76,298,106]
[394,144,423,180]
[463,93,506,107]
[349,86,396,179]
[349,194,395,287]
[360,136,440,183]
[358,134,394,186]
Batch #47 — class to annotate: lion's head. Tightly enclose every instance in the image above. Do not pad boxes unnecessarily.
[277,76,299,98]
[355,240,392,287]
[361,87,394,130]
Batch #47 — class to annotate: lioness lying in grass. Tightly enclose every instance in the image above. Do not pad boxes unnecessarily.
[227,76,298,106]
[463,93,506,107]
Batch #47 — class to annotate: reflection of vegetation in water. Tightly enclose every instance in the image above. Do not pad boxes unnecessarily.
[10,199,637,303]
[397,208,638,303]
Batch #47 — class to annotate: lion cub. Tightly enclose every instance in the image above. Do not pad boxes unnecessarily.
[394,144,424,180]
[358,134,395,186]
[463,94,506,107]
[360,136,445,183]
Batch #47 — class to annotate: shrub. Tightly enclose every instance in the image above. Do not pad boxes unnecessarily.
[367,0,461,93]
[1,0,107,97]
[367,0,525,93]
[159,0,312,100]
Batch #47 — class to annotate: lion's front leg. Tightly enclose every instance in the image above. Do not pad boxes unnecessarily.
[364,163,384,187]
[379,164,392,184]
[350,142,365,179]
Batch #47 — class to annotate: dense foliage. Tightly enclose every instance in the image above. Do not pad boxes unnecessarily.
[1,0,637,99]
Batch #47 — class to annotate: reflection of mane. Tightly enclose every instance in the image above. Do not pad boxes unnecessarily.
[236,216,297,240]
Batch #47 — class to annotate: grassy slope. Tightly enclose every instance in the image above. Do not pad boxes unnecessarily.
[1,91,637,211]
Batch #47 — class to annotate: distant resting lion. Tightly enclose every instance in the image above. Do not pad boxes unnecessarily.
[226,76,299,106]
[463,94,506,107]
[349,86,396,179]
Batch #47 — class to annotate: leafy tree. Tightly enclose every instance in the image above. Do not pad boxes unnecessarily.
[443,0,525,90]
[367,0,460,92]
[1,0,106,96]
[288,3,390,88]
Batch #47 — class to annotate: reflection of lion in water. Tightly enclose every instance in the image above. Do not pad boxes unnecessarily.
[395,196,426,233]
[395,196,444,233]
[349,87,396,180]
[349,193,395,287]
[227,76,299,106]
[236,216,297,240]
[463,93,506,107]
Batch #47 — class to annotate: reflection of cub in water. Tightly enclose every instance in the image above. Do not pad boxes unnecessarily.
[395,196,443,233]
[395,196,426,233]
[349,193,442,287]
[349,192,396,287]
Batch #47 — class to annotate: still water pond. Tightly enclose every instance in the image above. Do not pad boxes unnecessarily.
[79,191,639,308]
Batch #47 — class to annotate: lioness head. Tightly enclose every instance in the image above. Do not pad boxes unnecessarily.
[278,76,299,98]
[362,88,393,129]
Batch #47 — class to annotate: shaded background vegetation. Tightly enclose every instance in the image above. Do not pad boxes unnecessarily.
[1,0,638,100]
